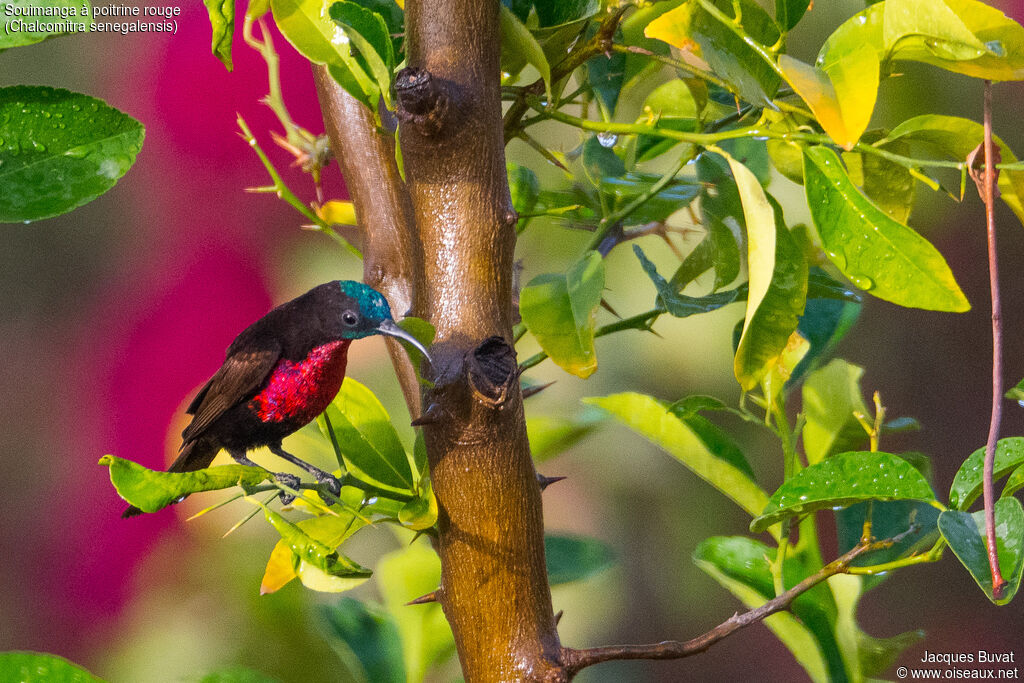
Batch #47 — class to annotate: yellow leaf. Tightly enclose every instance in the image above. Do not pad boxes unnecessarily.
[318,200,357,226]
[644,4,698,53]
[260,539,298,594]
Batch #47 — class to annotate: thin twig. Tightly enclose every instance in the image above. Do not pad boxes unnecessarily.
[980,80,1008,599]
[562,527,916,674]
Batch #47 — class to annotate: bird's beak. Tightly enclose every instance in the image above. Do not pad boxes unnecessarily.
[377,318,432,364]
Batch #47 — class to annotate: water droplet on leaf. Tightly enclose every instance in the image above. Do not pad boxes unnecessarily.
[597,131,618,148]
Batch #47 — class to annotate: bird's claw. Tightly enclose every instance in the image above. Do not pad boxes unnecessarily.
[275,472,302,504]
[315,471,343,501]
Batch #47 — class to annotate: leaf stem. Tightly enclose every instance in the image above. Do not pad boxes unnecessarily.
[980,80,1008,600]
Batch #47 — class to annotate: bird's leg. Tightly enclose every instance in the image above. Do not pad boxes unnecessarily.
[267,443,343,499]
[229,449,301,504]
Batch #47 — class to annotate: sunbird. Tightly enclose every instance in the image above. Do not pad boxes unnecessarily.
[124,280,430,517]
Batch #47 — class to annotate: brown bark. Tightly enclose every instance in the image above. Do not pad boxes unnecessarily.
[313,0,562,679]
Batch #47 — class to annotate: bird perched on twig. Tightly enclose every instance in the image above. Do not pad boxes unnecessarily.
[123,280,430,517]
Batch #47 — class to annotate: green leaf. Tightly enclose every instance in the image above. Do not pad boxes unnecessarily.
[695,154,744,291]
[751,451,936,533]
[500,5,552,104]
[820,0,1024,82]
[526,412,601,462]
[399,479,437,531]
[0,0,92,49]
[844,132,916,224]
[0,652,104,683]
[836,500,941,569]
[317,377,414,495]
[779,44,879,150]
[508,162,540,218]
[585,49,626,119]
[803,145,970,312]
[322,598,404,683]
[530,0,600,28]
[636,80,698,162]
[646,0,782,106]
[396,316,435,385]
[949,437,1024,510]
[801,359,869,465]
[726,155,807,390]
[585,393,772,524]
[0,86,144,223]
[1002,464,1024,500]
[581,135,625,185]
[885,114,1024,231]
[635,245,743,317]
[204,0,235,70]
[939,497,1024,604]
[258,500,371,579]
[775,0,810,31]
[330,1,395,107]
[99,455,268,513]
[545,534,615,585]
[693,537,834,683]
[520,251,604,378]
[376,542,456,683]
[246,0,271,19]
[199,668,279,683]
[1007,377,1024,403]
[790,296,862,388]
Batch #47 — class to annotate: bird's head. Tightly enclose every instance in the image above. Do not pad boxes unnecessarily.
[332,281,431,361]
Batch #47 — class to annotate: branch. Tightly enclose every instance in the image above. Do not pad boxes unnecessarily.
[561,528,915,675]
[312,68,424,416]
[979,79,1009,599]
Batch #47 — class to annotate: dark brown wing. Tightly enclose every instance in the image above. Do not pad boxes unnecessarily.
[180,342,282,443]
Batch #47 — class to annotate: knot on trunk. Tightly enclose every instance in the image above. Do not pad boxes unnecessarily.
[467,336,517,406]
[396,66,449,137]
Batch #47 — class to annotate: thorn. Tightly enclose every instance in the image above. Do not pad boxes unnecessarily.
[554,610,564,625]
[522,380,555,399]
[406,590,439,606]
[600,298,621,319]
[537,473,567,491]
[411,402,442,426]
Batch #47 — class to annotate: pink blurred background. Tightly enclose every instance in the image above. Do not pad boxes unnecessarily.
[2,2,1024,681]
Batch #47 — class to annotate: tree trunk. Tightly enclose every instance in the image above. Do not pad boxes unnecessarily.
[314,1,563,679]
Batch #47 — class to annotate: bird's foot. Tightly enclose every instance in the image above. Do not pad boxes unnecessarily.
[274,472,302,505]
[314,471,342,501]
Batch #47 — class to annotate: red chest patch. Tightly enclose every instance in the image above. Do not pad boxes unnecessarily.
[248,340,350,424]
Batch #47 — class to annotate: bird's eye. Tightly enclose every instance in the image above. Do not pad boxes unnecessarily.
[342,311,359,326]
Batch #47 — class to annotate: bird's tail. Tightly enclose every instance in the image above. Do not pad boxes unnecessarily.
[122,439,220,518]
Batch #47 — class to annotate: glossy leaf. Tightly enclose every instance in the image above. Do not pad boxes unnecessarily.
[586,49,626,118]
[949,437,1024,510]
[0,86,144,223]
[803,146,970,312]
[820,0,1024,81]
[520,251,604,378]
[0,652,104,683]
[545,534,615,585]
[527,413,601,463]
[99,455,268,514]
[775,0,810,31]
[1003,465,1024,500]
[635,245,742,317]
[330,1,394,106]
[938,497,1024,604]
[0,0,92,49]
[204,0,235,70]
[646,0,782,106]
[843,133,916,224]
[500,5,552,103]
[581,135,625,185]
[1007,377,1024,403]
[801,359,869,465]
[693,536,834,682]
[376,542,456,683]
[778,44,879,150]
[751,451,936,533]
[508,162,540,218]
[317,378,414,495]
[836,500,941,568]
[259,500,371,577]
[695,154,744,291]
[636,80,698,162]
[885,114,1024,229]
[790,296,862,389]
[585,393,771,523]
[260,492,371,594]
[322,599,404,683]
[399,479,437,531]
[728,156,807,390]
[396,316,435,385]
